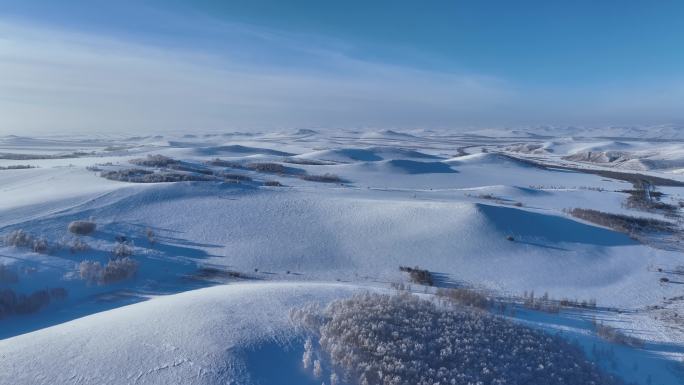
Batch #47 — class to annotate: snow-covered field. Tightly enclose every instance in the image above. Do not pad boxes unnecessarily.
[0,128,683,384]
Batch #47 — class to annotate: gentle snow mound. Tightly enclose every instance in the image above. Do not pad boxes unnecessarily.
[0,282,360,385]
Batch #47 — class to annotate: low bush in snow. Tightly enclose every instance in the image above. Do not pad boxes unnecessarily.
[399,265,433,286]
[207,158,243,168]
[102,257,139,284]
[299,173,344,183]
[567,208,675,235]
[168,162,213,175]
[145,228,155,244]
[621,186,678,215]
[290,292,620,385]
[68,238,90,253]
[101,168,152,181]
[215,171,252,182]
[522,291,562,313]
[436,287,490,310]
[3,230,49,253]
[263,180,283,187]
[129,154,178,167]
[68,220,97,235]
[145,172,215,183]
[4,229,34,248]
[594,322,644,348]
[102,168,216,183]
[283,158,334,165]
[0,164,35,170]
[246,162,287,174]
[79,260,103,284]
[78,257,138,285]
[112,242,134,259]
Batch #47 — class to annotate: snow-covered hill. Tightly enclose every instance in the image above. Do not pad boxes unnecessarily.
[0,130,683,384]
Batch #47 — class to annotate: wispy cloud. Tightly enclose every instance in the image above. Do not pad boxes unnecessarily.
[0,19,514,135]
[1,17,682,135]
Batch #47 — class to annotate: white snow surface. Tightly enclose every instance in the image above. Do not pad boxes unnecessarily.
[0,128,683,385]
[0,282,361,385]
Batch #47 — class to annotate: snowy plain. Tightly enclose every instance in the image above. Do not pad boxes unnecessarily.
[0,127,683,384]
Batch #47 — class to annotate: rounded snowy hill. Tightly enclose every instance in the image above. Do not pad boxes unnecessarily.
[0,282,360,385]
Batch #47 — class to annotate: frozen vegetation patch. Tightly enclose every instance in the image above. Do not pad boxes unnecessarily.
[101,168,215,183]
[78,257,138,285]
[0,152,92,160]
[436,287,491,310]
[3,229,49,253]
[129,154,178,167]
[299,173,345,183]
[0,164,35,170]
[567,208,675,235]
[67,220,97,235]
[291,292,620,385]
[594,322,644,348]
[399,265,433,286]
[283,157,337,165]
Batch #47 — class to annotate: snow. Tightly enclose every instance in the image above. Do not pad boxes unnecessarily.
[0,282,362,385]
[0,129,683,384]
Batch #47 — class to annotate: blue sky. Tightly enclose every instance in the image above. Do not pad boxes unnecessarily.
[1,0,683,134]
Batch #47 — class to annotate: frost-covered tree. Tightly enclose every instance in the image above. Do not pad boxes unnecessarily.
[303,337,313,369]
[291,292,621,385]
[313,359,322,378]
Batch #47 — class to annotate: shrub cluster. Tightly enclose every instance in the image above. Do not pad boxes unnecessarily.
[621,187,678,216]
[399,265,433,286]
[101,169,214,183]
[129,154,178,167]
[299,173,344,183]
[167,162,214,175]
[0,152,86,160]
[0,287,68,318]
[436,287,490,309]
[207,158,243,168]
[145,228,155,244]
[567,208,675,235]
[78,257,138,285]
[68,238,90,253]
[0,164,35,170]
[246,162,288,174]
[214,171,252,182]
[68,220,97,235]
[594,322,643,348]
[3,229,49,253]
[112,242,134,259]
[291,292,620,385]
[282,158,334,165]
[521,291,597,313]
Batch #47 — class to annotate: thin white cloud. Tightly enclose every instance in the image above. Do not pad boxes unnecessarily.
[0,19,682,135]
[0,19,513,135]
